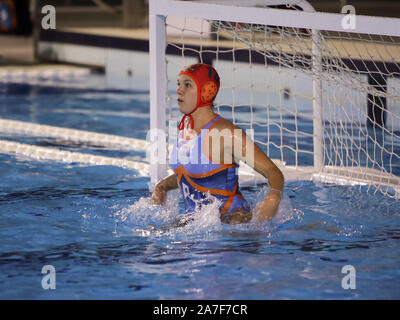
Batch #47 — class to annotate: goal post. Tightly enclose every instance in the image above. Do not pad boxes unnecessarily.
[149,0,400,198]
[149,12,167,184]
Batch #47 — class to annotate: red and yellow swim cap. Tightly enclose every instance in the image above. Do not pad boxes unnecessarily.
[178,63,220,131]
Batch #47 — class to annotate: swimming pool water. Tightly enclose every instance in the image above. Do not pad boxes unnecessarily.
[0,74,399,299]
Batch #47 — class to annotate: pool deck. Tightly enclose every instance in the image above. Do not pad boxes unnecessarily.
[2,25,399,73]
[0,35,36,66]
[0,34,89,72]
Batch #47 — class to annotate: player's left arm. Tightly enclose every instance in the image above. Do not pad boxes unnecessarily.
[227,123,284,221]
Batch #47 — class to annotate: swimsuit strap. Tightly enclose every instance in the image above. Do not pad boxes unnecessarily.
[202,115,222,131]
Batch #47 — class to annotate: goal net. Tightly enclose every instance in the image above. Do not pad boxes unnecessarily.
[149,0,400,198]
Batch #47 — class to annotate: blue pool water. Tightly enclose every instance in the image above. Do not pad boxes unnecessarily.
[0,73,399,299]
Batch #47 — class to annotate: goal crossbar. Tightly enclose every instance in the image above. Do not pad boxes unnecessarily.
[150,0,400,38]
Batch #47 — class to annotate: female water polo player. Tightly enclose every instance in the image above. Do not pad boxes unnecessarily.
[152,63,284,224]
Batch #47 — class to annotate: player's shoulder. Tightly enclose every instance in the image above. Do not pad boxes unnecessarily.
[213,117,238,132]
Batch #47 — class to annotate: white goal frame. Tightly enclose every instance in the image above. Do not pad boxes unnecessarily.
[149,0,400,195]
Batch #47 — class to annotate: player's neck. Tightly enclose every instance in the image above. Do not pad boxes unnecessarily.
[191,106,216,132]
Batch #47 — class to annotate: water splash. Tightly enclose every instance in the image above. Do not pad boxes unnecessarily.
[110,185,305,239]
[250,185,304,226]
[112,190,223,238]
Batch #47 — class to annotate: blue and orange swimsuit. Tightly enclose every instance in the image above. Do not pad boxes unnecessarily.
[170,114,251,215]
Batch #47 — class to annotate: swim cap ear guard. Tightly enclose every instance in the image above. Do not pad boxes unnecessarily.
[178,63,220,131]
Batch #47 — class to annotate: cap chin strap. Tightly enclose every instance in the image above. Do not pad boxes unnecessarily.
[178,113,194,131]
[178,104,205,131]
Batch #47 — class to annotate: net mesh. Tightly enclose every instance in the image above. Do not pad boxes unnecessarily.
[163,3,400,198]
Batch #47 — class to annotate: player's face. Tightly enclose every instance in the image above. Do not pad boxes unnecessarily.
[177,74,198,114]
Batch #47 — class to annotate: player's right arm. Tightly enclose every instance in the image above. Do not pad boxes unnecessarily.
[151,173,179,205]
